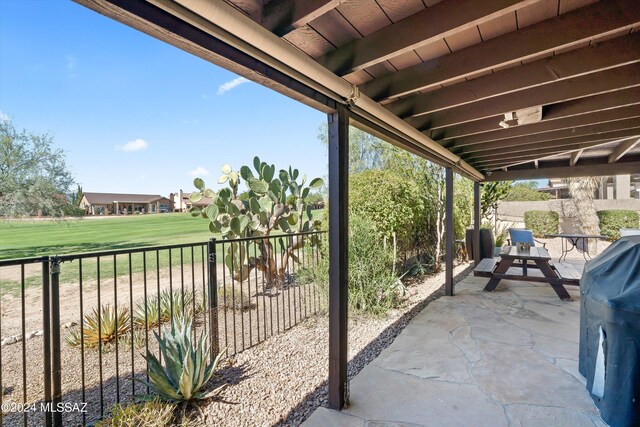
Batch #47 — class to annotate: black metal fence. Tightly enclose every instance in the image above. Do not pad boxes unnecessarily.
[0,231,325,426]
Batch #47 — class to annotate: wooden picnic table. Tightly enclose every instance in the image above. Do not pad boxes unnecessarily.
[474,246,580,301]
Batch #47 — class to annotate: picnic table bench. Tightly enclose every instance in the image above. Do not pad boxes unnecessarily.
[473,246,581,301]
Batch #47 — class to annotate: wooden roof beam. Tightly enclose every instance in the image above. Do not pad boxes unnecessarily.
[452,117,640,154]
[362,0,640,102]
[570,150,583,166]
[430,87,640,141]
[445,105,640,148]
[390,32,640,118]
[484,154,640,181]
[318,0,535,76]
[409,63,640,131]
[259,0,346,36]
[466,131,640,164]
[608,137,640,163]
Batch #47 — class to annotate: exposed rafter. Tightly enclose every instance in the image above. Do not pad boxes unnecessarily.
[430,88,640,141]
[468,131,640,164]
[409,63,640,131]
[608,137,640,163]
[389,32,640,118]
[361,0,640,102]
[259,0,345,36]
[453,117,640,154]
[445,105,640,149]
[318,0,534,76]
[570,150,583,166]
[485,154,640,181]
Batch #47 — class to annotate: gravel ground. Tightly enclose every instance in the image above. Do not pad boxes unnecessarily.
[199,262,473,427]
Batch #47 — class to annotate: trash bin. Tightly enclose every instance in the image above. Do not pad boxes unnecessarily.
[579,235,640,427]
[465,228,494,261]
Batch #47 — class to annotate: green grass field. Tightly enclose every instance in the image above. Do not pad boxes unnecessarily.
[0,213,217,260]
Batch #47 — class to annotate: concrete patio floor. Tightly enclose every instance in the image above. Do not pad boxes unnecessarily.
[304,268,605,427]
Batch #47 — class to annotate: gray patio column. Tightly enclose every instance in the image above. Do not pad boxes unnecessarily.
[474,182,481,266]
[445,167,454,296]
[328,104,349,410]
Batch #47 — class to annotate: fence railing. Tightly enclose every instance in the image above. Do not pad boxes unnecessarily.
[0,231,326,426]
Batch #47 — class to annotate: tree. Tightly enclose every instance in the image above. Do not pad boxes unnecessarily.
[317,124,387,173]
[504,183,550,201]
[563,177,600,253]
[189,156,323,289]
[0,120,76,217]
[481,181,512,219]
[70,184,84,206]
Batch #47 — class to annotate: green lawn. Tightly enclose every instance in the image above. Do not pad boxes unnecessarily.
[0,213,217,260]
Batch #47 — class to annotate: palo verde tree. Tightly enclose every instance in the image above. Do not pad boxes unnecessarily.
[189,156,323,289]
[0,119,76,218]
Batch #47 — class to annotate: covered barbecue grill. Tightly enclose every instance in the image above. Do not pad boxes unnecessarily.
[579,235,640,426]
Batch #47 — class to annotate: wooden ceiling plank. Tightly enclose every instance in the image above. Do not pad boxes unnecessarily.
[484,154,640,180]
[361,0,640,101]
[409,63,640,131]
[318,0,536,76]
[388,32,640,118]
[259,0,347,36]
[446,105,640,148]
[608,137,640,162]
[453,117,640,153]
[570,149,583,166]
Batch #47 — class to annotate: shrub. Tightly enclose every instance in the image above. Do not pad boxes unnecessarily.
[597,210,640,241]
[524,210,559,237]
[297,215,403,316]
[349,169,424,253]
[96,399,180,427]
[66,304,131,348]
[218,287,253,311]
[142,318,225,402]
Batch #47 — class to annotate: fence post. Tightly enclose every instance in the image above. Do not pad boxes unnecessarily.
[50,257,62,427]
[207,239,220,361]
[42,259,53,427]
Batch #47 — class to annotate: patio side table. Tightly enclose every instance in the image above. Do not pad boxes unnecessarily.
[544,233,607,262]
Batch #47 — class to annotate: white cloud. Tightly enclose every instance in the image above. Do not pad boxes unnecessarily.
[116,139,148,152]
[187,166,210,177]
[0,111,9,122]
[217,77,249,95]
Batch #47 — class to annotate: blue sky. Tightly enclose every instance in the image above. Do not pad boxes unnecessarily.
[0,0,328,196]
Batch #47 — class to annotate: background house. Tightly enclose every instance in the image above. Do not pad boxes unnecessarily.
[538,173,640,199]
[80,192,173,215]
[170,189,212,212]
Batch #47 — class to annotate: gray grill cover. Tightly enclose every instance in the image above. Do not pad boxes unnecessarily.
[579,235,640,427]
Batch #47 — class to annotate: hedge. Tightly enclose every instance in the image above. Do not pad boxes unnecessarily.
[597,210,640,241]
[524,210,559,238]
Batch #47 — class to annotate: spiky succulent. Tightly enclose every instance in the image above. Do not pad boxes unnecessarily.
[67,304,131,348]
[142,318,225,402]
[133,290,199,329]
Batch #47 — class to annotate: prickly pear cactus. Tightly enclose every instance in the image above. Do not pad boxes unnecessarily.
[189,156,323,289]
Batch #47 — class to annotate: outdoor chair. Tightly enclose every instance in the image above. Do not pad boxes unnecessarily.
[507,228,546,248]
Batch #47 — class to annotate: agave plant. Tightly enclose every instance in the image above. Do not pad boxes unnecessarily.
[67,304,131,348]
[133,290,198,329]
[142,318,225,402]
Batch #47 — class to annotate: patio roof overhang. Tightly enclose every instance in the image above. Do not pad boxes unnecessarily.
[73,0,639,417]
[76,0,640,182]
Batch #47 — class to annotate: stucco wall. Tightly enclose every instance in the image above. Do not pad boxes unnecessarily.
[496,199,640,232]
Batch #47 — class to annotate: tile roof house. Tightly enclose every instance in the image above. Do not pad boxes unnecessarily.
[80,192,173,215]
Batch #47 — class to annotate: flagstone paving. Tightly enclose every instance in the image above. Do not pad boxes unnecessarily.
[303,273,605,427]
